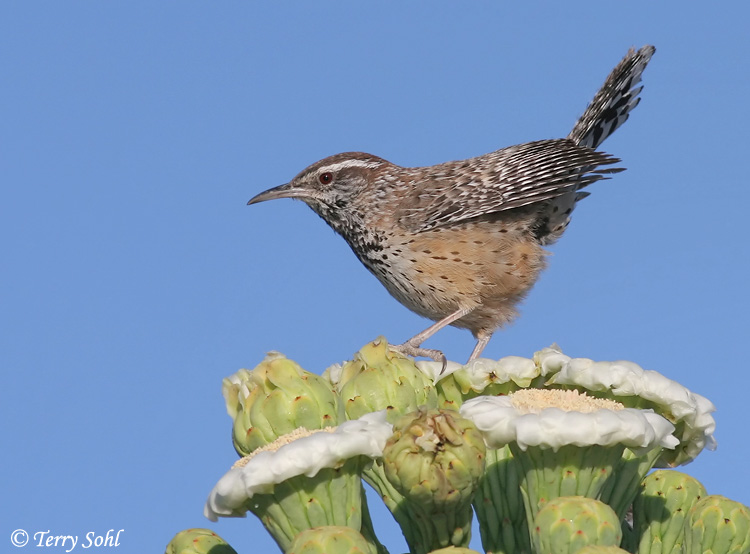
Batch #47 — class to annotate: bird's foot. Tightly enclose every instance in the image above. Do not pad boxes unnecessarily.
[391,341,448,374]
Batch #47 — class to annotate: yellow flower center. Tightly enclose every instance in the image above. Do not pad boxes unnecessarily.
[232,426,336,468]
[510,388,624,413]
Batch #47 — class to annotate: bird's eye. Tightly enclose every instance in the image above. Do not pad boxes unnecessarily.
[319,172,333,184]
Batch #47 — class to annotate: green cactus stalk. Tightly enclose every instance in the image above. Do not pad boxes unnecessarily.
[632,469,707,554]
[598,446,664,521]
[244,456,365,552]
[682,495,750,554]
[381,408,486,554]
[223,353,343,456]
[165,528,237,554]
[618,519,638,554]
[473,446,531,554]
[286,526,378,554]
[531,496,622,554]
[358,484,391,554]
[514,442,626,532]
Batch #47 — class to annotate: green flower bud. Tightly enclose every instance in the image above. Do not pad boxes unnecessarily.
[683,495,750,554]
[164,528,236,554]
[382,408,485,553]
[434,368,476,412]
[384,408,486,511]
[326,337,438,422]
[632,469,706,554]
[223,353,342,456]
[286,526,377,554]
[532,496,622,554]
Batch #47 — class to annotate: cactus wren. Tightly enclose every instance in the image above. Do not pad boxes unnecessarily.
[248,46,655,366]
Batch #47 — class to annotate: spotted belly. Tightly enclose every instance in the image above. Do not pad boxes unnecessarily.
[356,218,548,335]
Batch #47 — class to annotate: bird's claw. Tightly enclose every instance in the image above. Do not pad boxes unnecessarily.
[391,341,448,374]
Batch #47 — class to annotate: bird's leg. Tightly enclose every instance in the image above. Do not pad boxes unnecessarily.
[392,307,474,371]
[467,331,493,363]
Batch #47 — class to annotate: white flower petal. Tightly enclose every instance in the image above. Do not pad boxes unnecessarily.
[538,348,717,464]
[534,345,572,377]
[204,467,248,521]
[416,360,463,380]
[419,355,540,388]
[204,411,393,520]
[323,362,344,387]
[460,395,677,452]
[464,356,540,390]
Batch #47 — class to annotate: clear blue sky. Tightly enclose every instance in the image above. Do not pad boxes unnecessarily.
[2,3,748,552]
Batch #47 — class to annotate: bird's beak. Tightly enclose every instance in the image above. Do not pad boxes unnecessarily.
[247,183,309,205]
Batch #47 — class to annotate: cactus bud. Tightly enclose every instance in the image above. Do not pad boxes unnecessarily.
[683,495,750,554]
[165,528,236,554]
[223,353,342,456]
[532,496,621,554]
[382,408,485,552]
[326,337,438,422]
[632,469,706,554]
[286,526,377,554]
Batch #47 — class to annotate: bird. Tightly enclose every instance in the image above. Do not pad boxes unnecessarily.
[248,45,655,367]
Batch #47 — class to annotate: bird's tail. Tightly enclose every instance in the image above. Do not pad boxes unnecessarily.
[568,45,655,149]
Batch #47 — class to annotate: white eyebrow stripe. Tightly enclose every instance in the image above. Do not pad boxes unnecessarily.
[318,159,382,173]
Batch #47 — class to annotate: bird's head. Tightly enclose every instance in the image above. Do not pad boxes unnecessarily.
[247,152,390,227]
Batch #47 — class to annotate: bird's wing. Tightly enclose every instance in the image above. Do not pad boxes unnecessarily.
[396,139,621,233]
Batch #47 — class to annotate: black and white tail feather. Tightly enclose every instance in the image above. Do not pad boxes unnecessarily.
[537,45,655,245]
[569,45,655,149]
